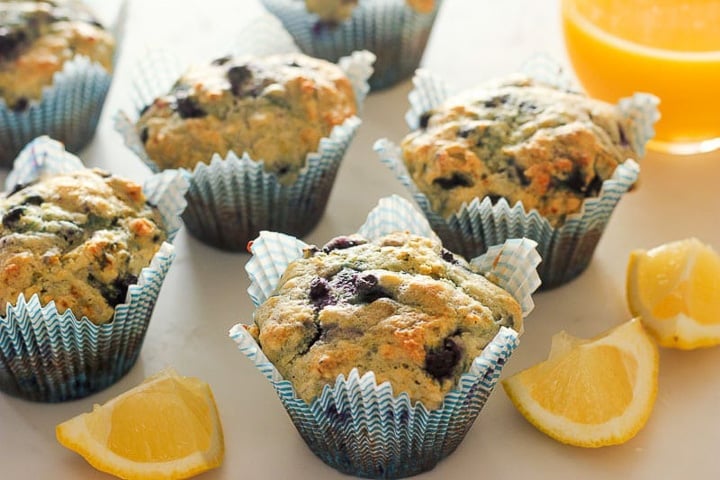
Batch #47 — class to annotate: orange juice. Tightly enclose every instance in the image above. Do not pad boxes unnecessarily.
[562,0,720,153]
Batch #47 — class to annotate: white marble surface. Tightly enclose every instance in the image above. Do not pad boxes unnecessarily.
[2,0,720,478]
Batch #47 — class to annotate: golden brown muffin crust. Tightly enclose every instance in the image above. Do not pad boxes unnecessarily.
[0,169,167,324]
[0,0,115,110]
[249,231,522,409]
[401,76,640,226]
[136,53,357,185]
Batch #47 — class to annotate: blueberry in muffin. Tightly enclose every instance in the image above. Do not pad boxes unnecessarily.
[0,0,115,111]
[247,231,522,409]
[136,52,357,185]
[401,75,641,226]
[0,169,167,324]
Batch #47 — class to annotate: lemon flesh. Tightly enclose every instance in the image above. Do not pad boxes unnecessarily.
[56,369,224,480]
[502,319,658,448]
[627,238,720,349]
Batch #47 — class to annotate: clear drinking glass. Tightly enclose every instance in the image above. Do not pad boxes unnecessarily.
[561,0,720,154]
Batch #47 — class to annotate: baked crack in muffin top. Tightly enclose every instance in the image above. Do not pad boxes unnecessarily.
[0,169,167,324]
[401,75,640,226]
[0,0,115,110]
[136,52,357,185]
[248,231,522,409]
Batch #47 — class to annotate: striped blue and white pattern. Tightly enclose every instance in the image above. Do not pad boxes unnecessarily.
[405,68,450,129]
[142,169,190,243]
[0,56,113,167]
[236,197,540,478]
[357,194,438,240]
[231,13,374,107]
[115,43,373,251]
[246,195,541,314]
[472,238,541,319]
[7,137,189,242]
[246,231,307,307]
[0,243,175,402]
[376,66,656,288]
[230,323,518,479]
[6,136,85,188]
[0,139,188,402]
[618,93,660,157]
[259,0,443,91]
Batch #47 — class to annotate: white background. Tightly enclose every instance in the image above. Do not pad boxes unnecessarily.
[1,0,720,478]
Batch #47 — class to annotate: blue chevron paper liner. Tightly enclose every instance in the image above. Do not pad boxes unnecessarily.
[230,324,518,479]
[0,138,188,402]
[231,14,374,108]
[5,135,84,188]
[115,46,373,251]
[404,69,450,130]
[471,238,541,319]
[234,197,539,478]
[246,195,541,315]
[618,93,661,157]
[8,137,189,242]
[259,0,443,90]
[0,55,112,166]
[376,67,656,288]
[246,231,307,308]
[0,0,128,166]
[357,194,438,241]
[230,13,374,110]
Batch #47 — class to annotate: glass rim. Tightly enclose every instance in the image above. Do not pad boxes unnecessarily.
[562,0,720,60]
[647,137,720,156]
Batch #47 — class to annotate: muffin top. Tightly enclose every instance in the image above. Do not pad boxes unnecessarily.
[0,0,115,111]
[305,0,435,22]
[401,75,640,226]
[247,231,522,410]
[136,52,357,184]
[0,169,167,324]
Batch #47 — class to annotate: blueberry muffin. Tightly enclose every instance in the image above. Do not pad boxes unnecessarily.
[247,231,522,409]
[136,52,357,185]
[401,75,641,226]
[261,0,442,91]
[0,0,115,111]
[0,169,167,324]
[305,0,435,22]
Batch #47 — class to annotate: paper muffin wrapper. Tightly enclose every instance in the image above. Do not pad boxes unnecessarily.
[0,1,128,167]
[377,65,657,289]
[0,137,189,402]
[230,195,540,478]
[115,28,374,251]
[0,57,111,167]
[259,0,443,90]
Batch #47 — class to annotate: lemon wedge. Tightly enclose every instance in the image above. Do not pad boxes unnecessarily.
[56,369,224,480]
[627,238,720,349]
[502,319,658,447]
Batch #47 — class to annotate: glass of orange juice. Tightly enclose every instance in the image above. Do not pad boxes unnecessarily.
[562,0,720,154]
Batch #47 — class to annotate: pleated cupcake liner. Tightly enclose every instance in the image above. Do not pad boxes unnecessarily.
[0,1,128,167]
[0,137,189,402]
[259,0,443,90]
[377,65,658,289]
[230,195,540,478]
[0,57,111,167]
[115,31,374,251]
